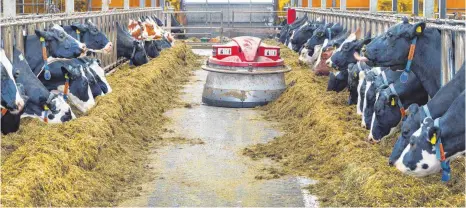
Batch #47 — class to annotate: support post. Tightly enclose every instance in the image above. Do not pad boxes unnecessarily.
[438,0,446,18]
[412,0,419,16]
[140,0,145,8]
[101,0,109,11]
[392,0,397,13]
[2,0,16,17]
[340,0,346,10]
[369,0,377,13]
[423,0,434,18]
[151,0,155,7]
[66,0,74,13]
[124,0,130,9]
[167,7,174,33]
[308,0,312,8]
[332,0,336,8]
[321,0,326,9]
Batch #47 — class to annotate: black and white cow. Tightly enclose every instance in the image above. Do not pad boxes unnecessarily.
[38,58,95,112]
[1,49,25,116]
[151,15,164,26]
[72,58,104,98]
[389,66,465,165]
[291,21,324,52]
[62,19,113,54]
[12,48,75,124]
[116,22,149,66]
[367,72,428,142]
[24,24,87,75]
[365,20,441,97]
[306,23,343,56]
[78,57,112,94]
[326,29,371,71]
[144,40,161,58]
[361,69,401,129]
[284,16,310,47]
[280,15,308,44]
[347,61,371,106]
[395,91,464,177]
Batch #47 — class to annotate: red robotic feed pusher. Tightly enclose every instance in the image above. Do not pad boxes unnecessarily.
[207,36,285,69]
[202,36,291,108]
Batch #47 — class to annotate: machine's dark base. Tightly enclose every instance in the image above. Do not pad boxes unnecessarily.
[202,96,269,108]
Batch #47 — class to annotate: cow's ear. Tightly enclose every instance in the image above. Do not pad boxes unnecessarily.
[410,22,426,37]
[72,22,88,32]
[35,30,53,40]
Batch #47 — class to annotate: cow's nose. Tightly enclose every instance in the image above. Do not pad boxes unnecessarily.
[326,59,332,68]
[388,160,394,167]
[81,45,87,52]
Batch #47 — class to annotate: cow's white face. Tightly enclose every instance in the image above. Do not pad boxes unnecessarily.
[0,49,24,114]
[326,32,357,68]
[57,66,95,113]
[356,71,365,115]
[22,95,75,123]
[395,126,441,177]
[88,60,112,94]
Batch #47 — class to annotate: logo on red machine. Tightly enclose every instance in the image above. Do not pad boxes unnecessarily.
[264,49,277,57]
[218,48,232,55]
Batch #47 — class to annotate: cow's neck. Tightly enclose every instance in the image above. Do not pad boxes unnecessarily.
[411,29,441,97]
[439,103,465,158]
[394,77,427,108]
[426,68,465,118]
[24,36,46,75]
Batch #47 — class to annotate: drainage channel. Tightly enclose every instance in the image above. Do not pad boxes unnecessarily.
[119,49,318,207]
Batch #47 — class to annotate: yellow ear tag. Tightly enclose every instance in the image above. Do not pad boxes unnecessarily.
[353,72,357,77]
[44,105,49,111]
[39,37,45,42]
[391,98,396,106]
[76,30,80,34]
[430,133,437,145]
[416,26,422,33]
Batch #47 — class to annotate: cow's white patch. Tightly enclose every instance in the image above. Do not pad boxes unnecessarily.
[367,92,380,140]
[361,81,372,127]
[312,45,325,70]
[0,49,24,114]
[335,32,356,53]
[22,96,76,123]
[356,71,365,115]
[88,61,112,94]
[298,47,309,64]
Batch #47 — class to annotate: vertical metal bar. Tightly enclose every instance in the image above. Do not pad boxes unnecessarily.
[102,0,109,11]
[321,0,326,9]
[220,12,224,43]
[15,25,25,54]
[423,0,434,18]
[308,0,312,8]
[66,0,74,13]
[438,0,446,19]
[412,0,419,16]
[340,0,346,10]
[440,30,452,85]
[392,0,397,13]
[369,0,377,13]
[124,0,130,9]
[454,31,465,73]
[3,0,16,17]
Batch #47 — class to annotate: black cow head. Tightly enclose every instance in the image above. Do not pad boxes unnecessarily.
[389,103,422,166]
[80,57,111,94]
[12,47,74,123]
[368,86,402,141]
[306,23,339,56]
[327,31,371,71]
[395,118,441,176]
[1,50,25,114]
[365,19,426,70]
[291,23,317,52]
[144,40,160,58]
[35,24,86,58]
[116,22,149,66]
[327,69,348,92]
[70,19,112,53]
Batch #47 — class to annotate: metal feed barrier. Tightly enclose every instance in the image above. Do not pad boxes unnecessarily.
[0,8,163,72]
[295,8,466,84]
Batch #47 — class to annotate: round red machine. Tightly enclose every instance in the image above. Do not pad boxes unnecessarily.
[202,36,291,108]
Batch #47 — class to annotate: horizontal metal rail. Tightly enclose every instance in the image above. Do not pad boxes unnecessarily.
[172,33,212,36]
[163,11,222,14]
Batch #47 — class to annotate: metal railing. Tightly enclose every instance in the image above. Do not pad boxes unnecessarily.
[295,8,465,84]
[1,8,163,72]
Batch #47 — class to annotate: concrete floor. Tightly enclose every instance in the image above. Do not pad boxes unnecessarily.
[119,50,318,207]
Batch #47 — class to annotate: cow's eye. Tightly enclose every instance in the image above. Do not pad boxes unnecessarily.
[386,32,393,38]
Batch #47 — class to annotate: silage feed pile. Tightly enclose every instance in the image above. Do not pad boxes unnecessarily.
[245,40,465,207]
[1,43,199,206]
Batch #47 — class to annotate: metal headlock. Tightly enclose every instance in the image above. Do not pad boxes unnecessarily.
[295,8,465,84]
[1,8,163,74]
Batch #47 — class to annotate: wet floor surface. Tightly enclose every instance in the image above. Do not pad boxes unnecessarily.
[119,50,318,207]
